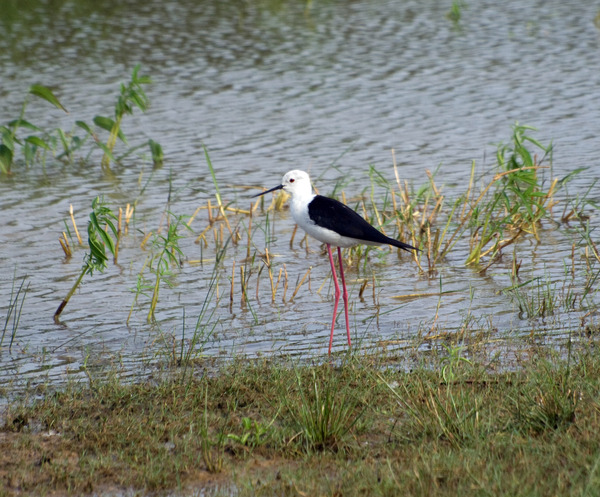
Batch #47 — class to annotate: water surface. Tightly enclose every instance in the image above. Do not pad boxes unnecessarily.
[1,0,599,390]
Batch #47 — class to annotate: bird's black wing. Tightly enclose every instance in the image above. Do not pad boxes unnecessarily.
[308,195,417,252]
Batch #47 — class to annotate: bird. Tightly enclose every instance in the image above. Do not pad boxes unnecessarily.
[253,170,419,355]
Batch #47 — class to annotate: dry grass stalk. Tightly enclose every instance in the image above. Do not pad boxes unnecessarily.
[69,204,83,245]
[289,224,298,248]
[246,211,253,259]
[194,225,211,246]
[59,232,71,258]
[255,265,264,300]
[140,231,152,249]
[207,199,214,224]
[125,203,134,234]
[240,265,247,307]
[290,267,311,301]
[186,205,203,227]
[273,267,283,303]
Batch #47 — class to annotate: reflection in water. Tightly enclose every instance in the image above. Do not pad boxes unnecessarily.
[0,0,599,388]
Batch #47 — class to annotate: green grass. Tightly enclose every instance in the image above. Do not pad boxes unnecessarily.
[3,344,600,496]
[1,272,29,350]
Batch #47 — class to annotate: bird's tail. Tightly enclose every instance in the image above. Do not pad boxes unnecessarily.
[389,238,420,253]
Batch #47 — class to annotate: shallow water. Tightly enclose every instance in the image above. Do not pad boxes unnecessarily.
[1,0,600,390]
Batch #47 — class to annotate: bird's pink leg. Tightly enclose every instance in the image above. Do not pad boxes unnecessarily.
[326,244,341,355]
[337,246,351,349]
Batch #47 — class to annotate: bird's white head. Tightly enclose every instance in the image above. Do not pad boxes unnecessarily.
[280,170,312,197]
[254,169,313,200]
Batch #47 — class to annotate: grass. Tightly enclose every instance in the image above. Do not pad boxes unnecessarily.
[3,344,600,496]
[1,272,29,350]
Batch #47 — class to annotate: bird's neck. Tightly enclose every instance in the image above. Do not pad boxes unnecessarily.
[290,192,316,219]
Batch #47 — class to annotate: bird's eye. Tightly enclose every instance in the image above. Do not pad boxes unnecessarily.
[289,178,295,183]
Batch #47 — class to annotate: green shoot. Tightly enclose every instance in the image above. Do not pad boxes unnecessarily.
[54,197,118,323]
[96,64,152,170]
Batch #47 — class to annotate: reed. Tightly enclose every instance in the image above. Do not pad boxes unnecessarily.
[1,273,29,350]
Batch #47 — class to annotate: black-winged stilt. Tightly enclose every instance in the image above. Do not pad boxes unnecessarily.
[254,170,419,355]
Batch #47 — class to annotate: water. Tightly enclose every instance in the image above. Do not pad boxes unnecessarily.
[1,0,599,390]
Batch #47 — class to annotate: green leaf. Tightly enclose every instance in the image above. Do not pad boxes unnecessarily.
[24,136,52,150]
[96,225,116,255]
[89,210,101,232]
[7,119,41,132]
[87,224,108,269]
[0,145,13,173]
[1,128,15,150]
[558,167,587,186]
[93,115,116,133]
[75,120,94,135]
[93,116,127,143]
[29,84,68,113]
[57,128,69,152]
[516,145,533,169]
[94,141,118,164]
[522,135,548,152]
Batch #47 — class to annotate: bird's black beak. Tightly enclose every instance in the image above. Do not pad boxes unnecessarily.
[252,184,284,198]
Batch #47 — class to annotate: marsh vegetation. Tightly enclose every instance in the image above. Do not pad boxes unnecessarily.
[1,45,599,494]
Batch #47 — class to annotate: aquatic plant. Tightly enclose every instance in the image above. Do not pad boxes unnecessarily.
[1,273,29,350]
[503,274,561,319]
[0,85,67,173]
[1,66,161,173]
[365,123,556,272]
[128,211,190,324]
[447,0,465,22]
[177,243,227,378]
[96,64,152,171]
[54,196,118,323]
